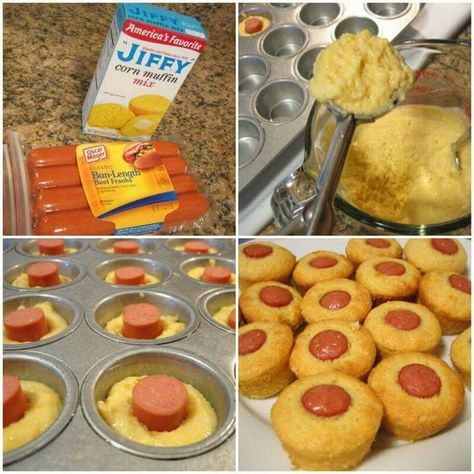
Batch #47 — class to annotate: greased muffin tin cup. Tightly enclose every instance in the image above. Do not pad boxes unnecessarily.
[4,259,86,291]
[91,238,158,255]
[3,351,79,465]
[238,2,420,190]
[239,238,471,471]
[3,238,235,470]
[16,239,88,258]
[81,347,235,460]
[198,288,236,334]
[179,257,236,287]
[165,238,230,255]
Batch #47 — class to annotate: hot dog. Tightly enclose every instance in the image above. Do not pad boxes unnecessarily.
[27,262,60,287]
[319,291,351,311]
[4,307,49,342]
[201,265,232,284]
[122,303,162,339]
[38,238,65,255]
[3,376,28,427]
[184,241,210,253]
[259,286,293,307]
[114,266,146,285]
[113,240,140,254]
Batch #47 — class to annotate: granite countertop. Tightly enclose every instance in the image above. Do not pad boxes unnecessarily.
[4,3,235,236]
[262,26,471,236]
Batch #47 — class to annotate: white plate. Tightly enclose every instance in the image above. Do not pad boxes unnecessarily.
[239,237,471,471]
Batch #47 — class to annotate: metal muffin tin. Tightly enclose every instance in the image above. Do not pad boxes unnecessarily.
[198,288,236,334]
[3,238,235,471]
[16,239,88,258]
[3,351,79,465]
[238,2,420,190]
[179,257,236,287]
[4,258,86,291]
[81,347,235,459]
[3,293,83,351]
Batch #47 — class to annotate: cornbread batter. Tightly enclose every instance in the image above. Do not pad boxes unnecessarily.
[104,271,159,285]
[174,245,218,254]
[105,249,144,254]
[3,302,67,344]
[213,304,235,327]
[31,248,77,256]
[11,274,71,288]
[104,314,185,338]
[311,30,413,116]
[238,15,270,37]
[98,376,217,447]
[3,380,62,452]
[338,105,471,224]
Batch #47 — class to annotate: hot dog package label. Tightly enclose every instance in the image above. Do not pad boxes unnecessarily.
[76,142,179,234]
[82,3,206,140]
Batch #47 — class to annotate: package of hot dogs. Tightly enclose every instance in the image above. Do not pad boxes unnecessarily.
[4,131,210,235]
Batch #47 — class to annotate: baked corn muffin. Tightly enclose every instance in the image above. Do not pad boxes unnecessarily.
[356,257,421,303]
[239,242,296,289]
[292,250,354,293]
[418,271,471,334]
[239,281,303,329]
[290,319,376,380]
[364,301,442,357]
[301,278,372,324]
[404,238,467,274]
[271,371,383,470]
[368,352,465,441]
[450,328,471,389]
[239,321,294,398]
[345,238,403,266]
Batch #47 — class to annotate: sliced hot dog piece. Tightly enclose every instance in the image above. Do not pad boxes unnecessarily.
[431,238,458,255]
[239,329,267,355]
[243,244,273,258]
[301,385,351,417]
[385,310,421,331]
[245,17,263,34]
[449,274,471,294]
[319,291,351,311]
[114,266,146,285]
[259,286,293,307]
[398,363,441,398]
[310,256,337,268]
[132,375,188,432]
[366,238,390,248]
[33,209,116,235]
[122,303,162,339]
[3,376,28,427]
[4,307,49,342]
[27,262,60,287]
[184,241,210,254]
[201,265,232,284]
[113,240,140,254]
[38,239,65,255]
[309,330,348,361]
[375,261,405,276]
[228,308,236,329]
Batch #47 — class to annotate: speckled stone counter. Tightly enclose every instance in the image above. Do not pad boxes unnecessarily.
[4,3,235,235]
[262,26,471,236]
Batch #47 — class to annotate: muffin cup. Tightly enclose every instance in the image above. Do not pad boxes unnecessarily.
[16,239,88,257]
[198,288,236,334]
[179,257,236,287]
[3,351,79,465]
[164,238,229,255]
[86,290,198,345]
[91,238,158,255]
[80,347,236,459]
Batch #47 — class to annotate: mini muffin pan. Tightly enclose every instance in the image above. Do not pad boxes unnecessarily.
[3,238,235,471]
[238,2,420,190]
[16,239,88,257]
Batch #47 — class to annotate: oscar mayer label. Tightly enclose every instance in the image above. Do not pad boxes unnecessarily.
[82,3,206,140]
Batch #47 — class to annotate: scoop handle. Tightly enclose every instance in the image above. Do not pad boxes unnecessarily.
[304,114,356,235]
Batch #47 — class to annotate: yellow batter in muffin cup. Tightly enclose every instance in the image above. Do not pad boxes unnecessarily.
[368,352,465,441]
[292,250,354,293]
[290,319,376,379]
[301,278,372,324]
[450,328,471,389]
[363,301,442,358]
[271,371,383,470]
[239,321,294,399]
[345,238,403,266]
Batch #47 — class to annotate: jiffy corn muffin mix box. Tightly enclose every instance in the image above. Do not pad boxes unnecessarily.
[82,3,206,139]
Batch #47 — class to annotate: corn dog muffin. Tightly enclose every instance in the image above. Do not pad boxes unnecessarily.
[290,320,376,380]
[301,278,372,324]
[418,271,471,334]
[239,321,294,398]
[368,352,464,441]
[346,238,403,266]
[239,242,296,289]
[356,257,421,303]
[364,301,442,357]
[404,238,467,274]
[271,371,383,470]
[239,281,303,329]
[292,251,354,293]
[450,328,471,389]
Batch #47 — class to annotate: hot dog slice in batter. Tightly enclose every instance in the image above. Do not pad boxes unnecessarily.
[27,262,61,287]
[122,303,162,339]
[228,308,236,329]
[184,241,210,254]
[114,266,146,285]
[38,239,65,255]
[113,240,140,254]
[4,307,49,342]
[201,266,232,284]
[132,375,188,432]
[3,375,28,427]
